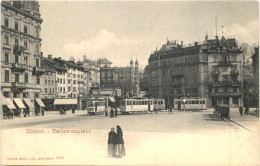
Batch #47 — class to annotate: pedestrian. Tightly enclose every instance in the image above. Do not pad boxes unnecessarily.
[169,106,173,114]
[35,108,38,116]
[239,106,243,116]
[72,106,75,114]
[41,108,45,116]
[110,108,114,118]
[115,125,125,158]
[63,106,66,115]
[105,107,108,117]
[245,106,249,115]
[108,128,116,156]
[115,107,118,118]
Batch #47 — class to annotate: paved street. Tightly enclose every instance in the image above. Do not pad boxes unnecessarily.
[1,110,258,165]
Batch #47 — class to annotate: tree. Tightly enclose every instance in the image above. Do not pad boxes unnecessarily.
[140,65,150,91]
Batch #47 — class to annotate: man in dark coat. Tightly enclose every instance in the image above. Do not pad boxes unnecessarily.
[108,128,116,156]
[115,108,118,118]
[239,106,243,116]
[245,106,249,115]
[110,108,114,118]
[115,125,125,157]
[72,106,75,114]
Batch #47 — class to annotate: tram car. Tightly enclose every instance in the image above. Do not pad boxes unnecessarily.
[119,98,154,114]
[174,98,207,111]
[153,98,165,111]
[86,98,106,115]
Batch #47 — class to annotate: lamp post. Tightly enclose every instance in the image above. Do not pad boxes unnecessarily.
[182,76,187,112]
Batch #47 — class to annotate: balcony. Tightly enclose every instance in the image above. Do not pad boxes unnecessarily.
[171,81,182,87]
[32,66,45,76]
[231,80,241,86]
[218,61,232,66]
[212,70,220,77]
[11,63,27,72]
[211,91,243,97]
[11,82,27,91]
[13,45,25,55]
[210,81,220,87]
[231,70,239,76]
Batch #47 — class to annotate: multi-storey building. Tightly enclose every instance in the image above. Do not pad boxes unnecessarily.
[53,57,85,98]
[81,55,100,89]
[148,35,243,108]
[40,57,57,110]
[100,59,140,97]
[1,0,45,114]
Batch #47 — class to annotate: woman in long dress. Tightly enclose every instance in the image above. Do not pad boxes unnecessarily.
[115,125,125,157]
[108,128,116,156]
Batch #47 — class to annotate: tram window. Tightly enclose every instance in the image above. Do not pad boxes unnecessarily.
[133,101,135,105]
[127,101,129,105]
[154,101,157,104]
[142,101,144,105]
[195,101,199,104]
[200,101,202,104]
[203,100,205,104]
[192,101,195,104]
[188,101,192,104]
[145,101,147,105]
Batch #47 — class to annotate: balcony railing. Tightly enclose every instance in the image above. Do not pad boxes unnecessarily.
[212,70,220,77]
[11,63,27,72]
[231,70,239,76]
[218,61,232,66]
[210,81,241,87]
[11,82,27,90]
[13,45,25,54]
[33,66,45,76]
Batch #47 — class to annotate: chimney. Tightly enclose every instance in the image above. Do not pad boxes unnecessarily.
[58,57,61,59]
[194,42,198,47]
[181,41,183,48]
[48,54,53,59]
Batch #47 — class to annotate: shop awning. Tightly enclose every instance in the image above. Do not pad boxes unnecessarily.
[1,94,8,105]
[36,98,45,107]
[14,98,26,109]
[23,98,35,108]
[54,99,77,105]
[108,97,116,102]
[5,98,16,110]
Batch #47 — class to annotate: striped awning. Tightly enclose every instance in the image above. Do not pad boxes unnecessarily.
[5,98,16,110]
[36,98,45,107]
[54,99,77,105]
[14,98,26,109]
[23,98,35,109]
[1,93,9,105]
[108,97,116,102]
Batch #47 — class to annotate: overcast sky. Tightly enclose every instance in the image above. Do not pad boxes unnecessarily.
[40,1,259,69]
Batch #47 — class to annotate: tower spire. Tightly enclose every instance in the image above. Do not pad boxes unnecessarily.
[215,17,218,36]
[222,25,224,36]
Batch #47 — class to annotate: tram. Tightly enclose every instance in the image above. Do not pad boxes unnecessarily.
[86,98,106,115]
[174,98,207,111]
[153,98,165,111]
[119,98,154,114]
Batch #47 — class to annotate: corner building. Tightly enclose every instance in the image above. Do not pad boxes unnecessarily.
[1,1,44,112]
[148,36,243,108]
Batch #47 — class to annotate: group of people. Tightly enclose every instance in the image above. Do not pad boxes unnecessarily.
[59,106,76,115]
[35,108,44,116]
[105,107,118,118]
[239,106,249,116]
[108,125,125,158]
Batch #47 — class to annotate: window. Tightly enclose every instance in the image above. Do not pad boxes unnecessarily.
[35,93,39,98]
[15,38,18,46]
[63,87,65,92]
[4,53,9,64]
[4,35,9,45]
[68,86,71,91]
[233,97,238,104]
[73,80,76,84]
[36,29,39,37]
[24,25,27,34]
[37,76,40,84]
[215,88,218,93]
[14,93,20,98]
[24,73,28,83]
[45,88,47,93]
[57,78,59,82]
[51,80,54,85]
[24,41,28,50]
[36,59,39,67]
[24,57,28,65]
[3,92,9,98]
[60,79,62,83]
[49,88,52,93]
[223,87,228,92]
[233,87,237,92]
[53,88,54,93]
[68,73,70,77]
[15,73,19,82]
[48,80,50,85]
[15,21,18,31]
[4,18,8,27]
[15,55,19,63]
[73,74,76,78]
[63,79,65,84]
[5,70,9,82]
[223,97,229,104]
[35,45,39,53]
[45,80,47,84]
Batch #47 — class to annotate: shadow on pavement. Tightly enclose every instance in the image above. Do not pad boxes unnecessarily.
[203,114,224,122]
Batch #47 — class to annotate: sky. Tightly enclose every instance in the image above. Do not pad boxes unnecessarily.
[39,1,259,69]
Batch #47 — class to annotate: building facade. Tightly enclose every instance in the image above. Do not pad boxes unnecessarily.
[100,59,140,97]
[1,0,45,113]
[148,36,243,108]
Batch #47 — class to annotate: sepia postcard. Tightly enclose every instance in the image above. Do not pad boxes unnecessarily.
[0,0,259,165]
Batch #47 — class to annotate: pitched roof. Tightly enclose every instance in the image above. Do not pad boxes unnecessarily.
[42,57,67,72]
